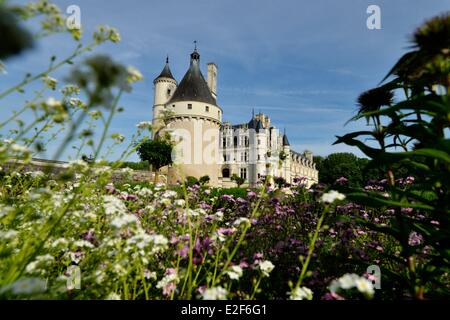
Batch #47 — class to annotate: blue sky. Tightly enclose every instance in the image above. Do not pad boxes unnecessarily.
[1,0,449,161]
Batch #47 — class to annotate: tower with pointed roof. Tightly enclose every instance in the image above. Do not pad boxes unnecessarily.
[154,46,222,185]
[153,56,177,130]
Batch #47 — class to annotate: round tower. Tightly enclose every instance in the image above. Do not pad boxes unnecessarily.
[163,47,222,185]
[153,56,177,131]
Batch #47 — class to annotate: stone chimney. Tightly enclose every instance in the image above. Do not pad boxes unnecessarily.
[207,62,218,99]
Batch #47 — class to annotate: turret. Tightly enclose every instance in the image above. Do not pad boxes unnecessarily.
[153,56,177,129]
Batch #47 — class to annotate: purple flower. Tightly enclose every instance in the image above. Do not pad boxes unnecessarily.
[247,191,257,199]
[408,231,424,246]
[335,177,348,185]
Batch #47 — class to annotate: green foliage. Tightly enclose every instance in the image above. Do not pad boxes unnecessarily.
[116,161,150,171]
[231,173,245,187]
[319,153,361,186]
[185,176,199,187]
[199,175,210,186]
[335,13,450,299]
[209,187,248,199]
[136,139,173,171]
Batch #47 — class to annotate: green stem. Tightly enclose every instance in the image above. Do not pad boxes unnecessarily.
[295,205,328,289]
[94,90,123,160]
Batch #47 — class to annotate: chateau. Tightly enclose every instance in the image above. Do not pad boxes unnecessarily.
[151,47,318,188]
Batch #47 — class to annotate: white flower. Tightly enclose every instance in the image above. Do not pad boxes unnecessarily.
[280,187,293,195]
[120,167,134,176]
[150,234,169,253]
[156,272,180,291]
[11,144,30,153]
[202,286,228,300]
[233,217,251,228]
[73,240,94,249]
[355,278,375,297]
[289,286,313,300]
[338,273,359,289]
[174,199,185,207]
[103,195,127,216]
[214,211,224,221]
[68,159,89,172]
[320,190,346,203]
[25,255,54,274]
[225,265,243,280]
[45,97,63,108]
[258,260,274,277]
[162,190,178,198]
[137,188,152,197]
[42,76,58,89]
[127,66,143,83]
[0,230,18,240]
[51,238,69,249]
[143,270,157,280]
[136,121,152,129]
[111,214,138,229]
[69,97,83,107]
[329,273,375,299]
[106,292,121,300]
[111,133,125,143]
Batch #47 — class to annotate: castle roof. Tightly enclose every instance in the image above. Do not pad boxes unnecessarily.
[282,134,290,146]
[168,49,217,105]
[255,119,264,133]
[154,56,175,81]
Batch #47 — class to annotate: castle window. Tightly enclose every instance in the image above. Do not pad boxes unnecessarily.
[258,154,261,161]
[172,104,175,108]
[258,139,261,145]
[205,106,209,112]
[234,137,238,147]
[188,104,192,109]
[240,168,247,180]
[218,111,220,117]
[222,138,226,148]
[167,89,171,96]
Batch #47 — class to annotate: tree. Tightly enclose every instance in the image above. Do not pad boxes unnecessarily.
[231,174,245,188]
[319,153,363,187]
[185,176,199,187]
[199,175,210,186]
[136,138,173,183]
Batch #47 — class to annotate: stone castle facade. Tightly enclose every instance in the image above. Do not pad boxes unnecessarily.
[152,48,318,188]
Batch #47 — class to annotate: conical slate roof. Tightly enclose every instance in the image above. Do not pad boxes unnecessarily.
[168,49,217,105]
[282,134,290,146]
[154,57,175,81]
[255,119,264,133]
